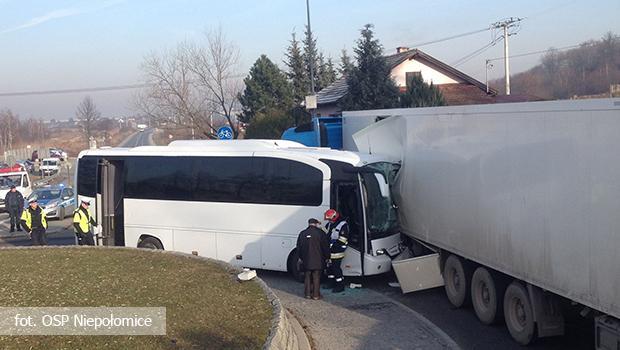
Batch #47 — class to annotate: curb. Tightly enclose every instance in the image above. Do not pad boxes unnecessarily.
[0,246,307,350]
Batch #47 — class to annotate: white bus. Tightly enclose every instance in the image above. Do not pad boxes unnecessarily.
[75,140,402,278]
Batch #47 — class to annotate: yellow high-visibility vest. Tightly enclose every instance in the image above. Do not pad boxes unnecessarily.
[73,208,93,233]
[20,208,47,229]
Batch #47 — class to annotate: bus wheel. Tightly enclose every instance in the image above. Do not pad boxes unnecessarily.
[471,267,504,325]
[287,250,304,283]
[443,254,471,308]
[138,236,163,250]
[504,281,535,345]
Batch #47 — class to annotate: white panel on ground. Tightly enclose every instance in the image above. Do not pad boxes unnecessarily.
[392,250,444,293]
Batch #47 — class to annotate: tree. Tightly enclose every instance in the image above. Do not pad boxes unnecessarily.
[244,108,294,139]
[399,74,446,108]
[136,28,242,139]
[341,24,399,110]
[238,55,293,123]
[317,53,336,91]
[339,48,354,77]
[284,32,308,104]
[76,96,101,143]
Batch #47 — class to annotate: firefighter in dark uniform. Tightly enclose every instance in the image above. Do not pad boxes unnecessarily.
[296,218,331,300]
[4,185,24,232]
[73,199,97,246]
[20,198,47,245]
[324,209,349,293]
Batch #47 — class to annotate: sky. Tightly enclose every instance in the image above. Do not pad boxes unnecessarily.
[0,0,618,119]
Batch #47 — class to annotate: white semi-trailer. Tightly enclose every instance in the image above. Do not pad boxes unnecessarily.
[344,98,620,347]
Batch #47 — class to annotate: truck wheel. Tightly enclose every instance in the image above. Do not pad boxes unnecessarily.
[443,254,470,308]
[287,250,304,283]
[137,237,163,250]
[504,281,535,345]
[471,267,504,324]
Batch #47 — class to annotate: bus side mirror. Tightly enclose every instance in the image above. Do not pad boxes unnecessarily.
[374,173,390,198]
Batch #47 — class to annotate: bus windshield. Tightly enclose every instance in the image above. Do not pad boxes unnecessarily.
[360,162,399,239]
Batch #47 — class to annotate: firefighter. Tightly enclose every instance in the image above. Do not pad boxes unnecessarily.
[73,199,97,246]
[4,185,24,232]
[324,209,349,293]
[20,198,47,245]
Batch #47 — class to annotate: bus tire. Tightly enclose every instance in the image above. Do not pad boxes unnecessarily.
[471,267,504,325]
[443,254,471,308]
[287,250,304,283]
[138,236,164,250]
[504,281,536,345]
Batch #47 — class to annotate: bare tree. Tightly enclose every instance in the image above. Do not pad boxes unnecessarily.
[135,28,242,139]
[76,96,101,143]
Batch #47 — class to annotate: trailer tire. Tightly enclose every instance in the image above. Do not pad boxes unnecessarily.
[504,281,535,345]
[471,267,504,325]
[443,254,470,308]
[137,236,163,250]
[287,250,304,283]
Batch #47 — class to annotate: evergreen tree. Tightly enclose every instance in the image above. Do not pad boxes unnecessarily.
[303,25,320,94]
[341,24,399,110]
[339,48,354,77]
[317,53,336,91]
[238,55,293,123]
[284,32,308,104]
[245,108,294,139]
[399,74,446,108]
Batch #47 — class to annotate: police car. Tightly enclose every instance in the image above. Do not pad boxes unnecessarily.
[25,185,75,219]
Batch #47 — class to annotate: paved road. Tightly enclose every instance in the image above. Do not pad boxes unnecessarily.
[118,128,155,147]
[0,213,75,247]
[260,271,594,350]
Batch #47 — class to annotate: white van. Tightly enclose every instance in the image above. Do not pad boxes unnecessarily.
[0,166,32,210]
[41,158,61,176]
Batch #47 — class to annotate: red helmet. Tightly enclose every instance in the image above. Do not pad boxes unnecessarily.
[324,209,340,222]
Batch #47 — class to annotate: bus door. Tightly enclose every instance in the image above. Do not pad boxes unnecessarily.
[98,159,125,246]
[335,181,365,276]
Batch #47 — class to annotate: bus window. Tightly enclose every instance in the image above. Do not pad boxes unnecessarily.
[77,156,99,196]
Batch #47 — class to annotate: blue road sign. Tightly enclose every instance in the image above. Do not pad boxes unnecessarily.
[217,126,233,140]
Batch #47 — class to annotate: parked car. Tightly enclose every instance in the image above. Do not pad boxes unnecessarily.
[49,148,68,161]
[16,160,34,174]
[0,166,32,210]
[40,158,61,176]
[25,185,75,219]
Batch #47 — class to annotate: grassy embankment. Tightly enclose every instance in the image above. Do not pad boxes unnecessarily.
[0,248,272,349]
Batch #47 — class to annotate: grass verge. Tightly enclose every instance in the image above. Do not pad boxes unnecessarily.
[0,248,272,349]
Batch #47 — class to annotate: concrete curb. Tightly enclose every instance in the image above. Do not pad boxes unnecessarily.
[0,246,307,349]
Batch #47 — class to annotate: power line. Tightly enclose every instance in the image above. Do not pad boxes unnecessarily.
[403,27,491,48]
[453,36,503,67]
[0,83,151,97]
[487,44,582,62]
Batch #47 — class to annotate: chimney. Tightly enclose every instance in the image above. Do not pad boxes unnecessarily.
[396,46,410,54]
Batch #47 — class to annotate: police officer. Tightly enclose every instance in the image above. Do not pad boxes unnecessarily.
[4,185,24,232]
[73,199,97,246]
[297,218,331,300]
[20,198,47,245]
[324,209,349,293]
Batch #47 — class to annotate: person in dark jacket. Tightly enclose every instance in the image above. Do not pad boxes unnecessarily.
[296,218,331,300]
[4,185,24,232]
[20,198,47,245]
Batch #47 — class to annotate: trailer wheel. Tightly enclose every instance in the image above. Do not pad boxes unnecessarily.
[504,281,535,345]
[443,254,470,308]
[471,267,504,324]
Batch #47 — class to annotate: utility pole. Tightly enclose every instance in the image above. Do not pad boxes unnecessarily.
[306,0,315,94]
[491,17,522,95]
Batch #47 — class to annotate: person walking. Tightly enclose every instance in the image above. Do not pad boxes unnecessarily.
[4,185,24,233]
[324,209,349,293]
[20,198,47,246]
[296,218,330,300]
[73,199,97,246]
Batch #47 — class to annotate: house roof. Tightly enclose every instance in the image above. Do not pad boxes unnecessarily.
[316,48,496,106]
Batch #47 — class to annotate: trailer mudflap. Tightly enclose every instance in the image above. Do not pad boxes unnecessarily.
[596,315,620,350]
[391,249,444,293]
[527,284,565,338]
